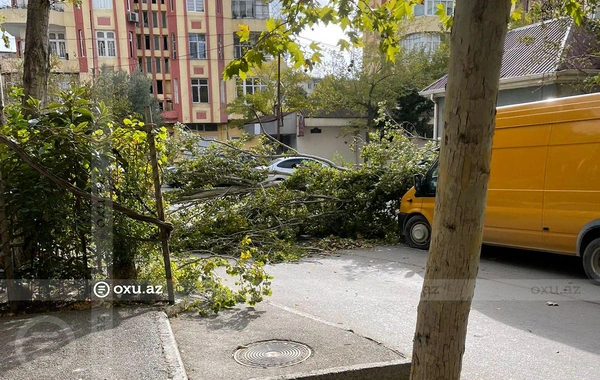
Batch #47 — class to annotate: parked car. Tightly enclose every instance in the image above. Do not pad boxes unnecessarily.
[262,157,329,182]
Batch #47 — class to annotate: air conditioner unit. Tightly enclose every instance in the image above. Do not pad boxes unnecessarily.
[127,12,139,23]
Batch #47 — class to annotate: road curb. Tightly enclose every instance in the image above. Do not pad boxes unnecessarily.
[248,359,411,380]
[157,311,188,380]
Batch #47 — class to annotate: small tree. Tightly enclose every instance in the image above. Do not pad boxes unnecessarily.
[88,67,161,123]
[309,45,449,128]
[227,61,311,123]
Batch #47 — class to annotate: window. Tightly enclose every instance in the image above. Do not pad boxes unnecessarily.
[163,36,169,50]
[426,164,439,194]
[232,0,253,18]
[236,77,266,96]
[161,11,167,28]
[129,32,134,57]
[78,30,85,57]
[233,32,259,59]
[157,80,163,94]
[152,11,158,28]
[136,34,141,50]
[425,0,454,16]
[232,0,269,19]
[146,57,152,72]
[164,58,170,73]
[220,80,225,103]
[187,0,204,12]
[401,33,442,53]
[217,34,223,60]
[154,35,160,50]
[145,35,151,49]
[93,0,113,9]
[189,34,206,59]
[188,123,218,131]
[172,33,177,59]
[191,79,209,103]
[276,158,310,169]
[142,11,149,27]
[155,57,162,73]
[174,79,179,103]
[49,33,67,59]
[96,31,116,57]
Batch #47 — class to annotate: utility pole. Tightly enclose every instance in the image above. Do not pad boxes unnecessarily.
[276,53,282,150]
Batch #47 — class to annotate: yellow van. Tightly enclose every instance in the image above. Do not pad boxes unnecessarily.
[399,92,600,283]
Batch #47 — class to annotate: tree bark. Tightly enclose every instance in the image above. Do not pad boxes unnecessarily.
[410,1,511,380]
[21,0,51,116]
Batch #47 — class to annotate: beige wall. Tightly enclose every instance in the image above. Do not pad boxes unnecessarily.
[296,119,366,165]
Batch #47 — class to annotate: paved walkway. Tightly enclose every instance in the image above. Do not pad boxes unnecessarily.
[0,307,186,380]
[170,302,407,380]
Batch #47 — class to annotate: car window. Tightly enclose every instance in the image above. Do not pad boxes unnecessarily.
[428,166,439,193]
[277,159,302,169]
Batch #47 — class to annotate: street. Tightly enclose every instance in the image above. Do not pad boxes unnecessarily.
[263,245,600,380]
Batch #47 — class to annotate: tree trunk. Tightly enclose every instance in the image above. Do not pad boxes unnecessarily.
[410,1,511,380]
[21,0,51,117]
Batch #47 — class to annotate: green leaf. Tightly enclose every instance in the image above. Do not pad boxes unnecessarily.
[266,18,277,33]
[337,39,350,51]
[237,24,250,42]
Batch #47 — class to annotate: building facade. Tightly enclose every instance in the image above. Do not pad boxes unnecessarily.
[0,0,269,137]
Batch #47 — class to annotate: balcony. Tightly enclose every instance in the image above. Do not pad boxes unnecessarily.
[1,1,64,12]
[231,0,269,19]
[161,110,179,124]
[0,1,66,37]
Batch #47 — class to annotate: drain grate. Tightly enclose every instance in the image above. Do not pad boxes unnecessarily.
[233,340,312,368]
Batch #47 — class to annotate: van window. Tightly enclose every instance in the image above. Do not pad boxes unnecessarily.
[428,166,439,193]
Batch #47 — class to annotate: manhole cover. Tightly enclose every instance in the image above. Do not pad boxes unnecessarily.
[233,340,312,368]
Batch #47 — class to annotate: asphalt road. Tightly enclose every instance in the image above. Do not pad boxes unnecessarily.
[264,244,600,380]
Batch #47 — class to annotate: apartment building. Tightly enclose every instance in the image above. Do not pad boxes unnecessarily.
[0,0,269,137]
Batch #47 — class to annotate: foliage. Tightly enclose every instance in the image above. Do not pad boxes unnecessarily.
[1,56,80,104]
[0,88,161,284]
[224,1,588,80]
[227,61,311,123]
[164,120,437,269]
[308,44,449,127]
[0,89,273,315]
[87,67,161,123]
[386,89,435,138]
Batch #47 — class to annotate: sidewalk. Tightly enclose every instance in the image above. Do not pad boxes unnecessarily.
[170,302,409,380]
[0,307,186,380]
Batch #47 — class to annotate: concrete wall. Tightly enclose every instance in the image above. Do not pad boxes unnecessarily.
[296,118,366,165]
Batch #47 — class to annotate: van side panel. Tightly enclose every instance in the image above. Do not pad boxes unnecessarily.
[543,120,600,254]
[483,125,550,249]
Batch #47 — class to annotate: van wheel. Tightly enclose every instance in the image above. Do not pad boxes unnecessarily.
[582,238,600,285]
[404,215,431,250]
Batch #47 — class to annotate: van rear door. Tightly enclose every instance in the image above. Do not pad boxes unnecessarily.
[543,120,600,254]
[483,124,549,249]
